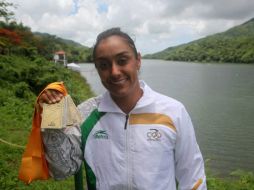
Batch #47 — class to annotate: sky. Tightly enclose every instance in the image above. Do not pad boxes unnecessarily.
[7,0,254,54]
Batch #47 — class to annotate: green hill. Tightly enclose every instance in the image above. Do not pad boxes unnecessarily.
[144,18,254,63]
[34,32,84,47]
[0,21,92,62]
[33,32,92,62]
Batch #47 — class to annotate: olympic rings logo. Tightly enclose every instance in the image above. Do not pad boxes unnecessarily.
[147,129,162,141]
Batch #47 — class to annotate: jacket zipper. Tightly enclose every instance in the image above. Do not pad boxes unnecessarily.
[124,114,129,130]
[124,114,131,190]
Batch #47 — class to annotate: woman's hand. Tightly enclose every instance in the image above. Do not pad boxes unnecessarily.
[39,89,64,105]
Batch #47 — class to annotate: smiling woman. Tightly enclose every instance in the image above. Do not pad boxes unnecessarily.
[94,34,142,112]
[37,27,207,190]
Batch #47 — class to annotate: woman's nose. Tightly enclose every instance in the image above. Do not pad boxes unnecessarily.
[110,62,121,75]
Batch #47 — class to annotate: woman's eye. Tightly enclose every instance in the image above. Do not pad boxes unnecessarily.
[117,58,128,65]
[95,60,110,70]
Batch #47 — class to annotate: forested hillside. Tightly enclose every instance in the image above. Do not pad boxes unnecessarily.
[0,22,92,62]
[144,18,254,63]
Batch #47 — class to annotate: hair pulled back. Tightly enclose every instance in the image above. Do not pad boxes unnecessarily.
[92,27,138,61]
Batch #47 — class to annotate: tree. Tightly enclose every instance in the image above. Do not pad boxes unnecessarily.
[0,28,20,54]
[0,0,15,22]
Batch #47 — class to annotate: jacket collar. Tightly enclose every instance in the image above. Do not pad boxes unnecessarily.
[98,80,155,114]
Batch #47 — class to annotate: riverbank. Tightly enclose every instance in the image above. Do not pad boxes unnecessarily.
[0,55,253,189]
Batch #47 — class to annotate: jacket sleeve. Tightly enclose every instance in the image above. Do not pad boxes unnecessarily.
[42,124,83,180]
[174,106,207,190]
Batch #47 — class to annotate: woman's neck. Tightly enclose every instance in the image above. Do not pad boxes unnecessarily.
[111,87,143,114]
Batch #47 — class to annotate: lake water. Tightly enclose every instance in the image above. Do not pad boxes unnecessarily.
[79,59,254,176]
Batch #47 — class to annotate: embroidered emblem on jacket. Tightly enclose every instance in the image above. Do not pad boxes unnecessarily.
[93,130,109,139]
[147,129,162,141]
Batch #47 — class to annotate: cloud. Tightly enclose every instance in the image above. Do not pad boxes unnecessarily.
[11,0,73,19]
[8,0,254,54]
[193,0,254,20]
[159,0,254,20]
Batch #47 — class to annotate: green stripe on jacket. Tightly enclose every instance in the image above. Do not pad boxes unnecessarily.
[80,109,106,190]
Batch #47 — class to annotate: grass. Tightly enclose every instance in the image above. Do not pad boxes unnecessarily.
[206,170,254,190]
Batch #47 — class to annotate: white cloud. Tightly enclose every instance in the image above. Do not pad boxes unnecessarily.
[7,0,254,54]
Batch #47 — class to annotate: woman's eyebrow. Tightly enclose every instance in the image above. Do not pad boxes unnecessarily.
[95,51,131,61]
[95,57,108,62]
[115,51,130,57]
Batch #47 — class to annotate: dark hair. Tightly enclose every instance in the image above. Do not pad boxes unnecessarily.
[92,27,138,61]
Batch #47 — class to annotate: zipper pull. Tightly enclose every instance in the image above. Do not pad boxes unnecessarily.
[124,114,129,130]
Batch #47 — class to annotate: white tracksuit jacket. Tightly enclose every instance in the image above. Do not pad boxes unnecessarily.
[42,81,207,190]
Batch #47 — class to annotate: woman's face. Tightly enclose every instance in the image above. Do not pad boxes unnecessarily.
[94,35,141,101]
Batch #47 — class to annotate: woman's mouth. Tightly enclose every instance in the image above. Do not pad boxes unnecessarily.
[110,78,127,85]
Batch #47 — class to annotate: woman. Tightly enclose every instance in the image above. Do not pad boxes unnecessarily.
[40,28,207,190]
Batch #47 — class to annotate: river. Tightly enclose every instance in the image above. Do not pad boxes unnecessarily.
[79,59,254,176]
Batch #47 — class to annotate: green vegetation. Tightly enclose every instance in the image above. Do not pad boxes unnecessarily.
[206,170,254,190]
[0,55,94,189]
[0,21,93,62]
[33,32,93,62]
[144,18,254,64]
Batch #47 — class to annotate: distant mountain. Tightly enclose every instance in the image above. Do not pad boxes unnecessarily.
[33,32,92,62]
[144,18,254,63]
